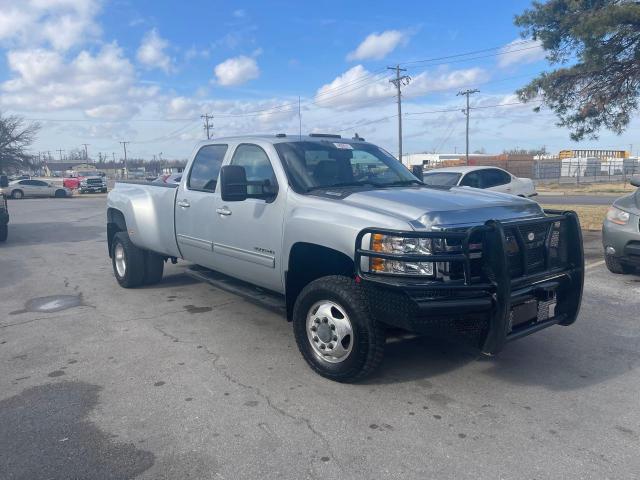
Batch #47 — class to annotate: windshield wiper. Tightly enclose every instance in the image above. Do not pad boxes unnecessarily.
[306,181,383,191]
[381,179,424,187]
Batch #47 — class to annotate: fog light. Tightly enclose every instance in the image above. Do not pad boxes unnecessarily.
[605,246,616,255]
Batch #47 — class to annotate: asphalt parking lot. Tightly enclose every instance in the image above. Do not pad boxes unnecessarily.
[1,197,639,480]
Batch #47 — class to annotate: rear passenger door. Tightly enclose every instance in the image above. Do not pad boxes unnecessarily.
[481,168,513,194]
[174,144,228,268]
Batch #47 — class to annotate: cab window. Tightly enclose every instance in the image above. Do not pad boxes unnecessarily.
[188,144,228,192]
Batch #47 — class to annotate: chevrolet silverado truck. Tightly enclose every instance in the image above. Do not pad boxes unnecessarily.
[106,134,584,382]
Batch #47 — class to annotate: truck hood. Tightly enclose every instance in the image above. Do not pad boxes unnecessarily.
[339,186,543,227]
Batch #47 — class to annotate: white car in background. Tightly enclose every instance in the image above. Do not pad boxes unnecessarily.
[422,166,537,197]
[1,179,72,199]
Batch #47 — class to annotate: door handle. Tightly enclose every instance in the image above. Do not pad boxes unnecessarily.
[216,207,232,216]
[177,200,190,208]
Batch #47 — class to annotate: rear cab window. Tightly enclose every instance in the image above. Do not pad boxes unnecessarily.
[187,144,228,192]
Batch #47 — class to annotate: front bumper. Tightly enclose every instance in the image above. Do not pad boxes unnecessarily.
[80,185,106,192]
[355,211,584,355]
[602,215,640,267]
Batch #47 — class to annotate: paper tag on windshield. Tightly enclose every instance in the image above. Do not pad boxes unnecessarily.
[333,143,353,150]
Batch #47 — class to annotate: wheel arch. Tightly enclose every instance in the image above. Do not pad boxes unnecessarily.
[285,242,354,321]
[107,207,127,257]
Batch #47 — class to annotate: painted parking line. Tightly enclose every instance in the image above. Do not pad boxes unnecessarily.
[585,260,606,270]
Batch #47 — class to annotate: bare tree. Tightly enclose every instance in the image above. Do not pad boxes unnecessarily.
[0,112,40,174]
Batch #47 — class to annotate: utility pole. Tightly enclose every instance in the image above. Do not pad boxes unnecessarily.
[298,96,302,139]
[457,89,479,165]
[201,113,213,140]
[119,141,130,179]
[81,143,90,162]
[388,65,411,165]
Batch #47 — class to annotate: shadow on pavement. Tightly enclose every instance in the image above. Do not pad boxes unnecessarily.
[0,381,155,480]
[1,222,104,247]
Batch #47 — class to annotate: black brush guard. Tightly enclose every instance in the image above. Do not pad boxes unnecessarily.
[354,210,584,355]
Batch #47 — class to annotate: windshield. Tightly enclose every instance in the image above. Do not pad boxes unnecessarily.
[274,141,419,192]
[422,171,462,187]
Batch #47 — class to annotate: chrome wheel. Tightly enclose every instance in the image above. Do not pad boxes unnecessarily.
[306,301,353,364]
[114,243,126,278]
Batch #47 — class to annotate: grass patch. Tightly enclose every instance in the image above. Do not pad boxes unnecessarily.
[537,182,636,195]
[544,204,609,231]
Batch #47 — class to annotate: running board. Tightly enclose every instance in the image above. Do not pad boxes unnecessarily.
[185,265,286,315]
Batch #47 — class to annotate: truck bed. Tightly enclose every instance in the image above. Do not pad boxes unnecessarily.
[108,181,181,258]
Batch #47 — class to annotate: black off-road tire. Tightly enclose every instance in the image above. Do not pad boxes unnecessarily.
[605,253,632,274]
[292,275,385,382]
[11,190,23,199]
[144,251,164,285]
[111,231,146,288]
[0,224,7,242]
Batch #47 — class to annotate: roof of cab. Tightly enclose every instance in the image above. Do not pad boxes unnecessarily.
[194,134,369,146]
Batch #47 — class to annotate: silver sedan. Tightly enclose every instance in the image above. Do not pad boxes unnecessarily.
[602,176,640,274]
[0,179,72,199]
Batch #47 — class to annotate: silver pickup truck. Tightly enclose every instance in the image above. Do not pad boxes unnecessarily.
[107,134,584,382]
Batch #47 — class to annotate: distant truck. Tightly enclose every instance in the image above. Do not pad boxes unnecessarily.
[0,175,9,242]
[64,170,107,193]
[106,134,584,382]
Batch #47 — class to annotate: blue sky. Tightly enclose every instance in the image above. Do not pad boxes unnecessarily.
[0,0,638,160]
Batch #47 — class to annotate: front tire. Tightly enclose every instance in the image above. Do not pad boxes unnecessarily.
[605,253,632,274]
[11,190,23,199]
[0,224,7,242]
[111,232,146,288]
[293,276,385,382]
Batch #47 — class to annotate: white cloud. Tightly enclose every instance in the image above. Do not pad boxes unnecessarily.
[315,65,393,110]
[0,0,101,51]
[214,55,260,86]
[498,38,545,68]
[233,9,246,18]
[407,67,489,97]
[347,30,408,61]
[314,65,488,111]
[0,43,150,119]
[137,29,173,72]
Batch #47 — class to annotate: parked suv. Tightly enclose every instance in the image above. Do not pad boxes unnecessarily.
[106,134,583,381]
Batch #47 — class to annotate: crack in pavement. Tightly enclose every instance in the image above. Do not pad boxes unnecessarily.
[151,324,343,472]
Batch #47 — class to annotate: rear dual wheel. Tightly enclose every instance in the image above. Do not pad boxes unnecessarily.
[111,232,164,288]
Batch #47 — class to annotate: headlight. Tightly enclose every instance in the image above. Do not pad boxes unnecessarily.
[370,234,434,276]
[606,207,630,225]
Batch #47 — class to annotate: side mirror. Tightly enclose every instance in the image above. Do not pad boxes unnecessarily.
[220,165,248,202]
[411,165,424,181]
[630,176,640,188]
[0,175,8,188]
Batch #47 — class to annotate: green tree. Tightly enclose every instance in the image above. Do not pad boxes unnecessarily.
[0,112,40,174]
[515,0,640,141]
